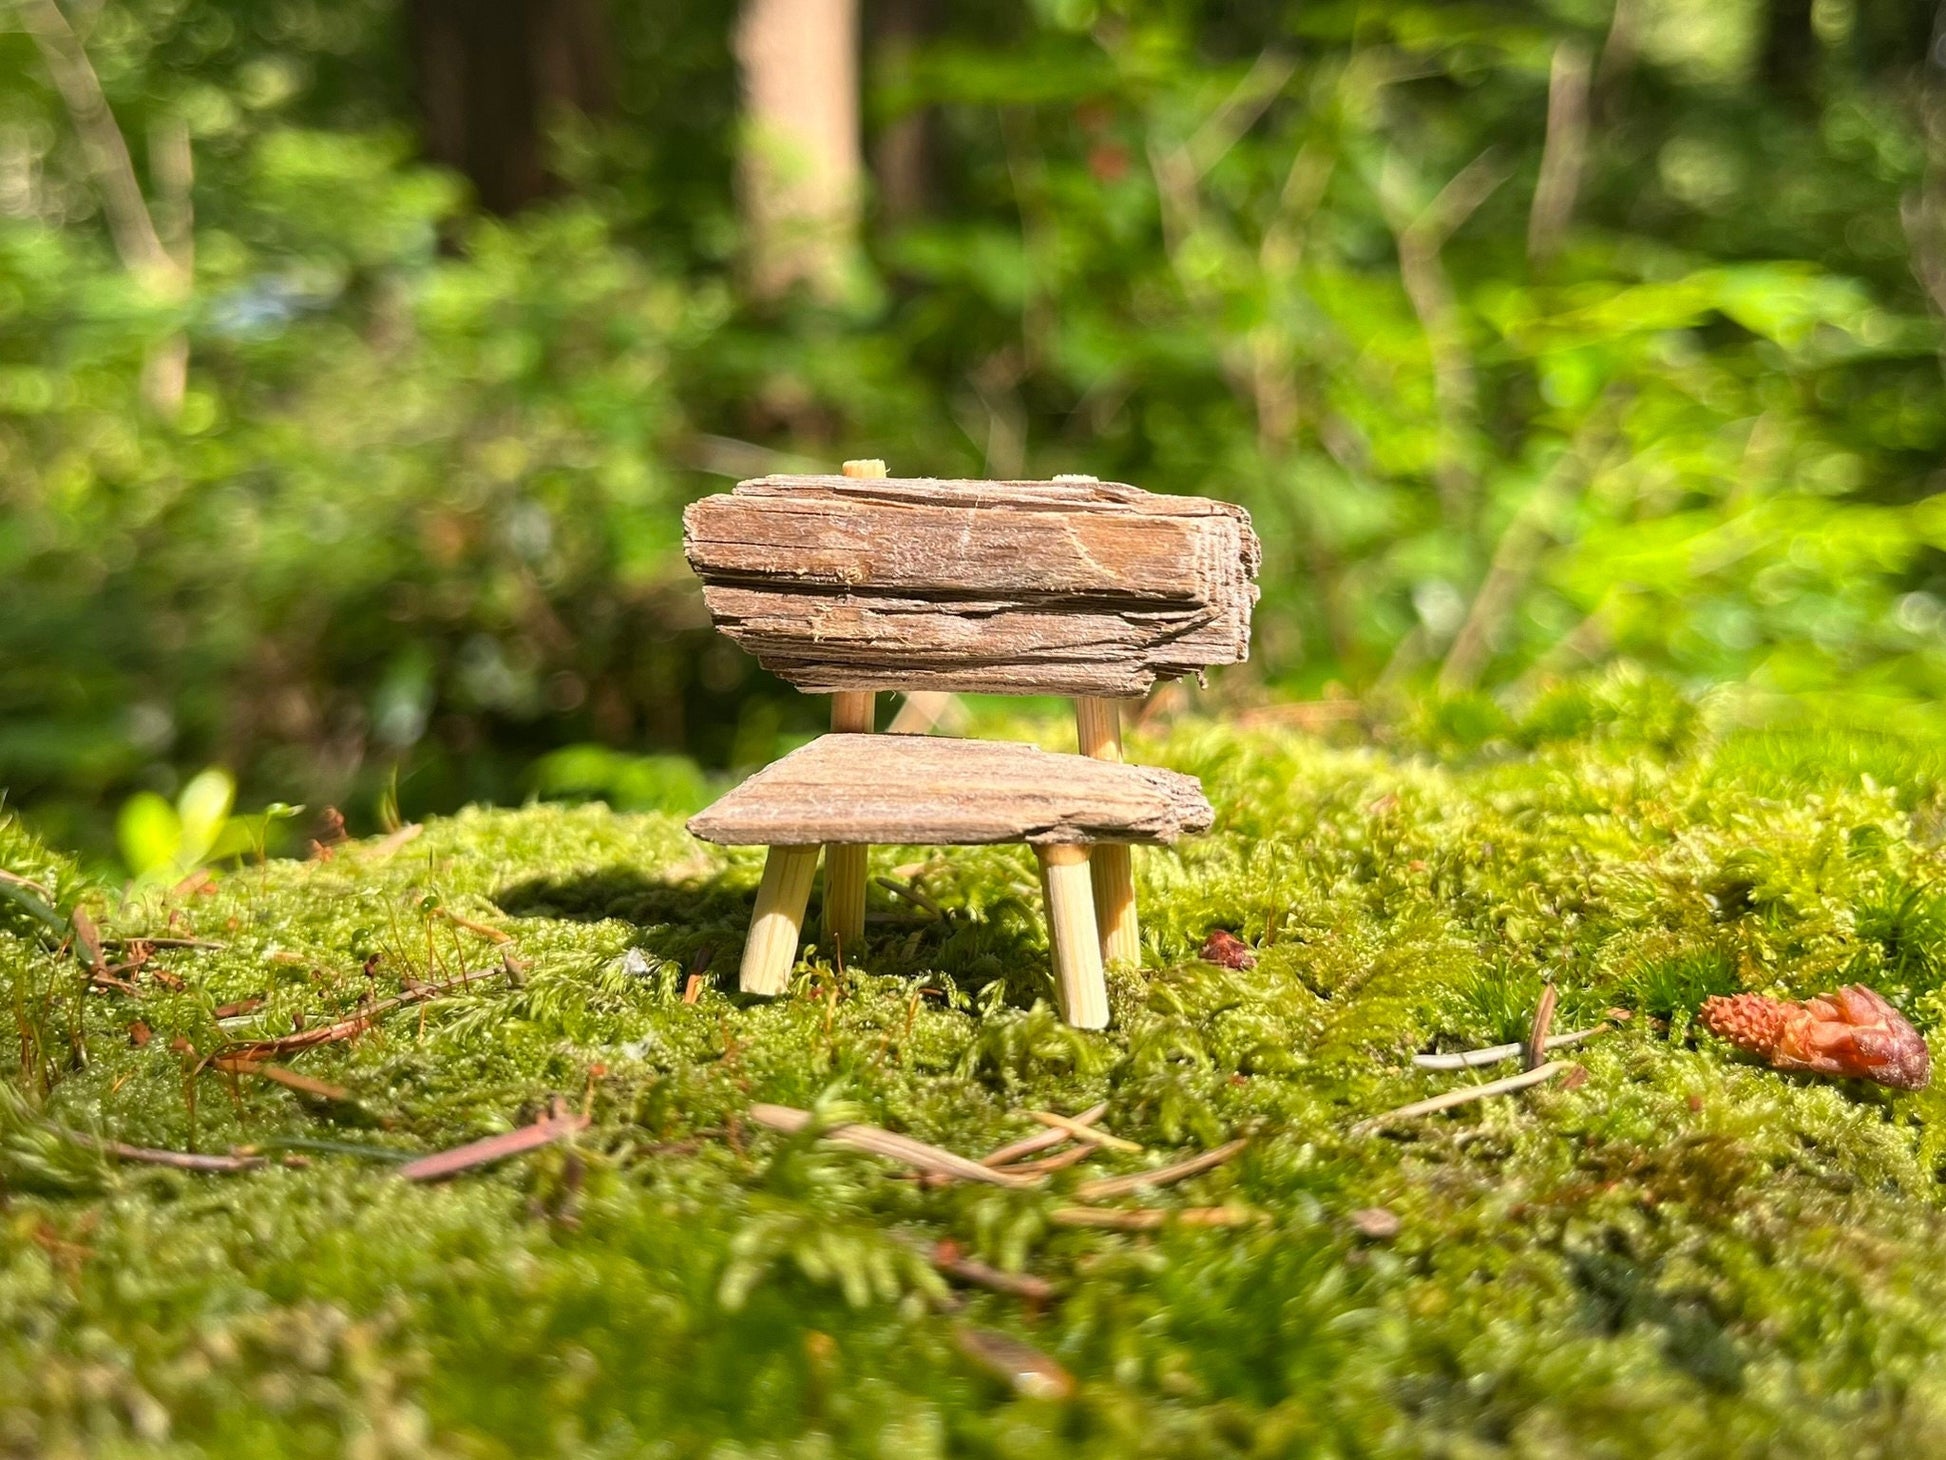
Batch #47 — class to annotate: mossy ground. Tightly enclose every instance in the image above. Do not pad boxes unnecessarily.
[9,675,1946,1457]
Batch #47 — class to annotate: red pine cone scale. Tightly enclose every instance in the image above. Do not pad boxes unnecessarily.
[1698,984,1930,1091]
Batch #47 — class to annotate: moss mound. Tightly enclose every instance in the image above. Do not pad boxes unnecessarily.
[7,680,1946,1456]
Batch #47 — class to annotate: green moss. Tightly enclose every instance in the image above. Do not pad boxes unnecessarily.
[7,680,1946,1455]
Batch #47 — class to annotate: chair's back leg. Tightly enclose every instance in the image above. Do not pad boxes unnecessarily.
[822,691,874,951]
[820,457,886,952]
[741,845,820,995]
[1074,697,1141,966]
[1037,843,1109,1028]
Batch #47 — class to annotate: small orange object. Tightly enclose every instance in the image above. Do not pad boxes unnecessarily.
[1699,984,1930,1091]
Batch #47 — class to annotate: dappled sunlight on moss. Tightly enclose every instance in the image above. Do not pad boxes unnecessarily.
[6,696,1946,1452]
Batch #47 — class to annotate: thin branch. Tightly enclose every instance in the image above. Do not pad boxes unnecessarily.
[873,875,943,919]
[1527,41,1592,263]
[139,112,192,415]
[397,1106,588,1182]
[1436,396,1620,694]
[749,1103,1042,1189]
[20,0,175,281]
[1185,50,1297,179]
[1350,1060,1571,1136]
[360,823,424,860]
[22,0,190,418]
[209,1057,351,1103]
[57,1125,265,1173]
[0,867,54,900]
[1380,148,1508,524]
[981,1101,1106,1167]
[1050,1205,1262,1230]
[1075,1137,1249,1201]
[1524,982,1559,1072]
[214,965,501,1060]
[1593,0,1644,114]
[1412,1023,1608,1071]
[926,1241,1053,1304]
[998,1142,1095,1176]
[1029,1109,1141,1153]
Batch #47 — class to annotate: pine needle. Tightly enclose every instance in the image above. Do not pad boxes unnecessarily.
[981,1102,1107,1166]
[1411,1025,1607,1070]
[1075,1137,1249,1200]
[749,1104,1042,1189]
[1029,1110,1141,1152]
[397,1106,589,1182]
[1050,1205,1263,1230]
[1351,1061,1571,1136]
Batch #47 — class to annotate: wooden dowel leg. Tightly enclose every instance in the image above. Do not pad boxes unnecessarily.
[822,842,867,949]
[740,845,820,996]
[1089,842,1138,967]
[1037,843,1108,1030]
[823,454,885,950]
[823,687,875,947]
[1074,696,1141,967]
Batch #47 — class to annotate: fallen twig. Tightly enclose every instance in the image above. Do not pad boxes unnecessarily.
[1075,1137,1249,1201]
[749,1104,1041,1189]
[1050,1205,1262,1230]
[209,1058,350,1103]
[56,1124,266,1174]
[1525,982,1558,1072]
[101,1140,264,1173]
[1000,1143,1096,1177]
[928,1240,1053,1304]
[874,875,944,918]
[70,907,104,970]
[397,1105,589,1182]
[0,866,53,900]
[0,874,65,934]
[981,1102,1107,1167]
[215,966,497,1059]
[952,1324,1074,1400]
[1030,1110,1141,1153]
[363,823,423,859]
[434,907,511,944]
[101,935,226,951]
[252,1136,412,1162]
[1412,1025,1607,1071]
[1351,1061,1571,1136]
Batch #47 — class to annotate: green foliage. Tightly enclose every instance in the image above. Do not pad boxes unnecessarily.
[2,698,1946,1451]
[3,0,1946,860]
[528,745,715,816]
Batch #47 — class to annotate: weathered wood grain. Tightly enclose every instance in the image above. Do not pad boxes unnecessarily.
[683,476,1259,696]
[686,733,1213,847]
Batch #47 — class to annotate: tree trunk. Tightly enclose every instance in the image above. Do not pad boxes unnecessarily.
[868,0,935,224]
[1761,0,1818,103]
[735,0,862,298]
[409,0,611,216]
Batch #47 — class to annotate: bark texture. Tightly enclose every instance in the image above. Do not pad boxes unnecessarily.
[686,733,1214,847]
[683,475,1259,697]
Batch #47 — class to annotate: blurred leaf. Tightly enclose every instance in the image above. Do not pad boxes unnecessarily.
[116,793,181,879]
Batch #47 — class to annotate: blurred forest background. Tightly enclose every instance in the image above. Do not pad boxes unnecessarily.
[4,0,1946,866]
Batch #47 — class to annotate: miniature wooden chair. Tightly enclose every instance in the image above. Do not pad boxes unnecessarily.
[682,462,1259,1028]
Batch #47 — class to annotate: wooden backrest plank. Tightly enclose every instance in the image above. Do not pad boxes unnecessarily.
[683,475,1259,698]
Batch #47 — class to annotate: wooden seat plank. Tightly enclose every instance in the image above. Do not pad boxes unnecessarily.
[687,734,1212,848]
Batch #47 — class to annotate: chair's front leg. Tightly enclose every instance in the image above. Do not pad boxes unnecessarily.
[1037,843,1109,1029]
[740,845,821,995]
